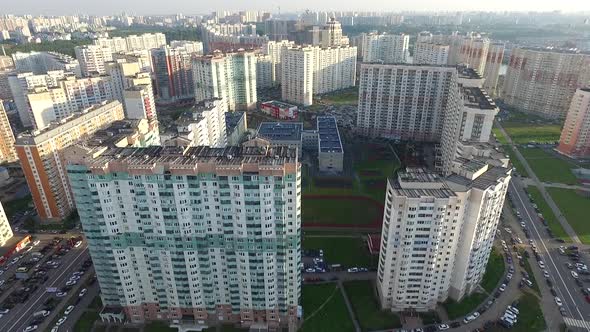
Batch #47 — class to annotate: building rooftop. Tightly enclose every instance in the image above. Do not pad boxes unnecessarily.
[389,177,456,199]
[225,111,245,132]
[457,65,482,80]
[76,145,298,173]
[462,87,497,110]
[317,116,342,153]
[446,166,511,191]
[520,46,590,56]
[82,119,143,148]
[261,100,297,109]
[257,122,303,142]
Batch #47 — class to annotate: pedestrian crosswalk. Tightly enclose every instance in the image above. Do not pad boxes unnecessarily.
[564,317,590,330]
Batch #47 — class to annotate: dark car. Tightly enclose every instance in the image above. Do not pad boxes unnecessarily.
[450,322,461,328]
[551,288,558,296]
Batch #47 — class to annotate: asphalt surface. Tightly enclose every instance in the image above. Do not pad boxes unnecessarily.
[0,235,91,332]
[509,176,590,331]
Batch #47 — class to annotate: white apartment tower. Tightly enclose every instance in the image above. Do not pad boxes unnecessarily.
[378,166,510,311]
[256,54,273,89]
[123,84,157,122]
[457,37,490,75]
[65,145,301,330]
[193,50,258,111]
[482,43,505,97]
[414,42,450,65]
[0,202,13,246]
[75,45,114,76]
[281,45,357,106]
[281,47,314,106]
[163,99,228,148]
[362,33,409,63]
[503,48,590,119]
[263,40,295,86]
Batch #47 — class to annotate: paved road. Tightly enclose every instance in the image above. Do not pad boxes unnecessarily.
[520,178,590,192]
[509,176,590,331]
[0,243,91,332]
[495,121,581,244]
[57,282,100,332]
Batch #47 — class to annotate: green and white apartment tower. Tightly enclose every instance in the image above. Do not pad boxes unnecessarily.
[66,145,302,330]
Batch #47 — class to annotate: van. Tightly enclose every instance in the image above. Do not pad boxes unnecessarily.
[33,310,49,317]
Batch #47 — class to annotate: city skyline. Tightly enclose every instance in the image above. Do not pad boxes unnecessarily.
[4,0,590,16]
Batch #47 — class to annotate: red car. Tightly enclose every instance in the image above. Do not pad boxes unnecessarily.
[585,295,590,303]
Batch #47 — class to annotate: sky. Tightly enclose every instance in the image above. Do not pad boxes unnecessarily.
[6,0,590,16]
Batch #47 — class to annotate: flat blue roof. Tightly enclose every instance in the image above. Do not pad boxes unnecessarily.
[317,116,342,153]
[257,122,303,142]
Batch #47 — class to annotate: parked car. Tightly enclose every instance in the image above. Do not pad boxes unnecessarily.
[64,305,75,315]
[555,297,563,306]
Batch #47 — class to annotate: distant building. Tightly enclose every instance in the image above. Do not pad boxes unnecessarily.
[12,51,80,76]
[503,47,590,119]
[75,45,114,76]
[193,50,257,111]
[255,54,273,89]
[414,42,450,65]
[482,43,505,97]
[123,84,157,122]
[557,88,590,158]
[248,122,303,157]
[260,101,298,120]
[151,46,194,102]
[15,101,125,221]
[361,33,409,63]
[94,33,166,52]
[262,40,295,87]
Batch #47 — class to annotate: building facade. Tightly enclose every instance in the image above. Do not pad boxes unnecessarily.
[151,46,195,102]
[482,43,504,97]
[0,101,17,163]
[75,45,114,76]
[14,100,125,221]
[193,51,257,111]
[557,88,590,158]
[65,145,301,330]
[413,42,450,66]
[503,48,590,119]
[12,51,80,76]
[362,33,409,63]
[0,202,13,246]
[123,84,157,122]
[281,47,314,106]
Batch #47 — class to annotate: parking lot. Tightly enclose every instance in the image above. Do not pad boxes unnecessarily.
[0,234,94,332]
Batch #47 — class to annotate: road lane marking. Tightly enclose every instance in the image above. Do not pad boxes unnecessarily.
[4,247,88,332]
[510,181,588,331]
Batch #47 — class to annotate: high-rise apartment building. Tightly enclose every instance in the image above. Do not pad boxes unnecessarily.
[0,202,13,246]
[94,33,167,53]
[557,88,590,158]
[325,18,344,47]
[169,41,204,55]
[377,165,511,311]
[12,51,80,76]
[75,45,114,76]
[161,99,228,147]
[413,42,450,65]
[361,33,409,63]
[503,48,590,119]
[151,46,195,102]
[281,45,357,106]
[0,56,14,71]
[65,145,301,330]
[26,75,115,130]
[482,43,504,96]
[256,54,273,89]
[457,37,490,75]
[0,102,17,163]
[262,40,295,86]
[193,50,257,111]
[15,100,125,221]
[281,47,314,106]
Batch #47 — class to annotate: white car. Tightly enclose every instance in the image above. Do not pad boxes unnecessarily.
[463,312,480,324]
[56,317,67,326]
[79,288,87,297]
[23,326,37,332]
[506,273,513,280]
[0,308,9,314]
[50,327,58,332]
[438,324,450,330]
[555,297,563,306]
[33,240,40,246]
[507,306,520,315]
[56,292,67,297]
[543,270,550,278]
[69,275,81,281]
[572,271,579,279]
[65,280,76,286]
[499,283,507,292]
[538,261,545,269]
[347,268,358,273]
[503,311,517,319]
[516,237,523,244]
[64,305,75,315]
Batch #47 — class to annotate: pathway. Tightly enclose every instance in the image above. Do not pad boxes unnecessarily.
[520,178,590,191]
[338,281,361,332]
[496,121,582,244]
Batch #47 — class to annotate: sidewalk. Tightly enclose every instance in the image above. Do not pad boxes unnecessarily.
[495,121,581,244]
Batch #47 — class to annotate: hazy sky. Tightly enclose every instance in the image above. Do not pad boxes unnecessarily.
[7,0,590,16]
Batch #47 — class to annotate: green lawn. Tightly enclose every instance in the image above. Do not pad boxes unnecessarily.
[509,292,547,332]
[443,292,487,320]
[493,127,509,145]
[343,281,401,331]
[547,188,590,244]
[145,322,177,332]
[316,88,358,105]
[502,146,529,177]
[303,236,376,268]
[302,197,382,226]
[499,112,562,144]
[301,283,355,332]
[481,248,506,293]
[73,310,100,332]
[526,187,571,242]
[519,147,578,184]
